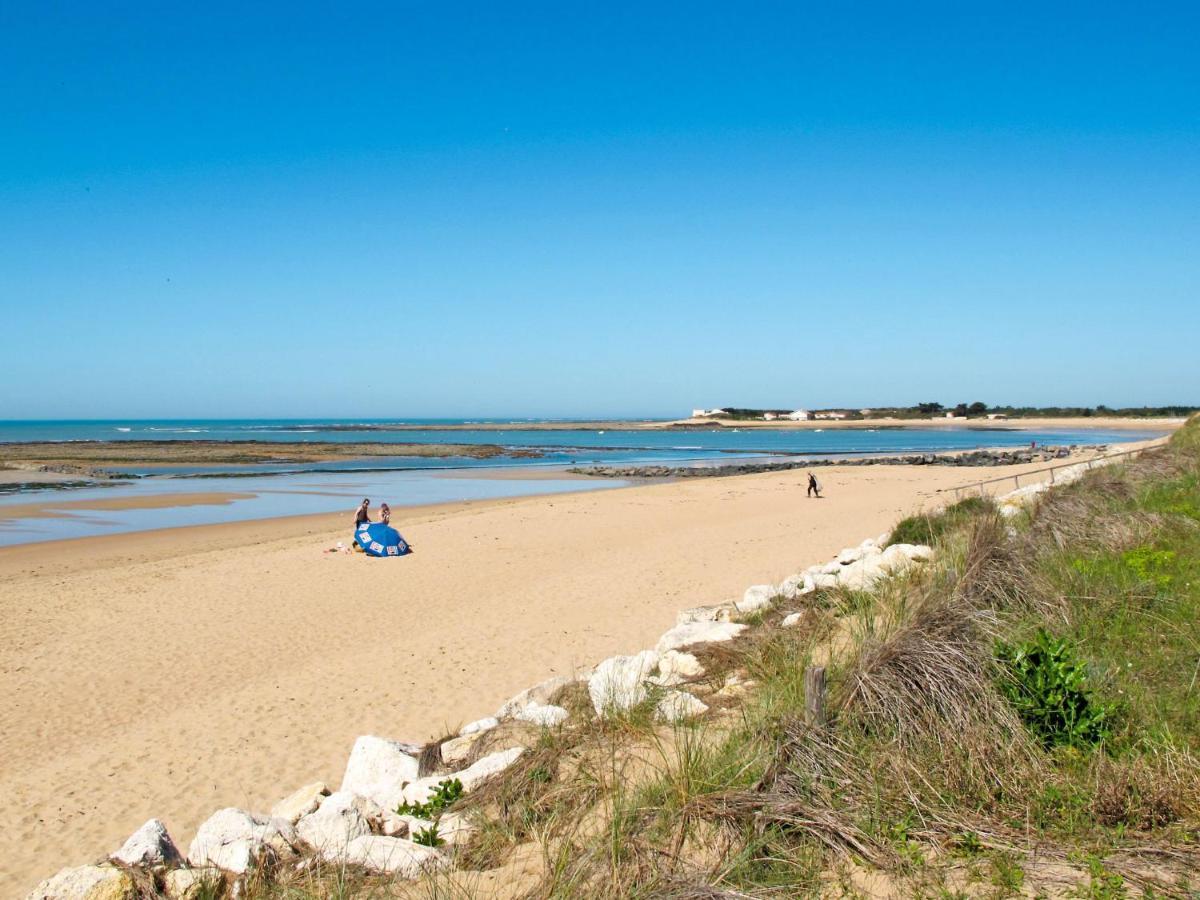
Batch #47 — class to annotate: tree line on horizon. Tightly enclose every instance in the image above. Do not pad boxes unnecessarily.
[713,404,1198,421]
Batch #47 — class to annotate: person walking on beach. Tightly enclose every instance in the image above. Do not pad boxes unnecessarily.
[354,498,371,528]
[807,472,821,498]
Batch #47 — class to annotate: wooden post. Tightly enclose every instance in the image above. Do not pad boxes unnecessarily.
[804,666,827,727]
[1014,474,1020,489]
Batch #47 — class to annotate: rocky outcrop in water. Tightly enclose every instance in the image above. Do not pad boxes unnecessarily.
[570,446,1088,479]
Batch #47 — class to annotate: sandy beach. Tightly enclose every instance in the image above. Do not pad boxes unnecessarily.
[0,444,1165,894]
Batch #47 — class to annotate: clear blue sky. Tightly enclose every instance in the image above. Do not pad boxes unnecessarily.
[2,2,1197,418]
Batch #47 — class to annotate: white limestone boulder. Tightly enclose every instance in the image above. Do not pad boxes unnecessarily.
[459,716,499,736]
[26,865,134,900]
[836,556,889,591]
[513,702,569,727]
[676,602,735,625]
[835,546,862,565]
[336,835,448,877]
[736,584,776,613]
[440,731,484,767]
[270,782,329,823]
[777,573,816,599]
[111,818,182,867]
[781,612,804,628]
[496,675,572,718]
[296,791,375,855]
[400,747,527,805]
[811,571,839,589]
[655,621,746,654]
[163,867,222,900]
[653,649,704,686]
[434,811,475,847]
[655,690,709,723]
[588,650,660,713]
[339,735,421,812]
[187,807,296,874]
[457,747,526,791]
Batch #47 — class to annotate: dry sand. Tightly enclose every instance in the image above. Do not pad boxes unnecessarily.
[0,446,1165,894]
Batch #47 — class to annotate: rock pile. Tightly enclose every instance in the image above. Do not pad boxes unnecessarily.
[572,446,1083,479]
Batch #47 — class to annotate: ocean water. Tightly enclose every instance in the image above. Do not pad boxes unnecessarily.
[0,418,1162,475]
[0,419,1162,546]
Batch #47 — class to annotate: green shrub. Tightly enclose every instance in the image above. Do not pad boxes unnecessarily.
[1120,547,1175,588]
[887,496,990,547]
[395,777,463,818]
[995,630,1112,749]
[411,823,443,847]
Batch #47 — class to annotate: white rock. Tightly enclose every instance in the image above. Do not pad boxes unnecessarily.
[397,775,445,807]
[781,612,803,628]
[655,649,704,686]
[269,782,329,823]
[339,735,421,812]
[877,531,891,546]
[513,702,569,727]
[836,556,889,591]
[440,731,484,767]
[163,867,222,900]
[435,811,475,847]
[337,835,448,877]
[655,621,747,653]
[296,791,374,855]
[821,559,845,574]
[737,584,777,613]
[459,716,499,736]
[835,546,862,565]
[588,650,660,713]
[400,747,527,806]
[655,690,709,723]
[496,675,572,718]
[187,807,296,874]
[811,572,839,589]
[456,746,526,791]
[676,603,735,625]
[111,817,182,867]
[777,573,816,599]
[26,865,132,900]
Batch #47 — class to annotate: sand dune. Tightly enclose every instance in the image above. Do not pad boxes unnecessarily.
[0,451,1161,894]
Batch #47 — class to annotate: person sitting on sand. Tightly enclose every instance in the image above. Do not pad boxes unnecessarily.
[380,503,391,526]
[354,498,371,528]
[807,473,821,498]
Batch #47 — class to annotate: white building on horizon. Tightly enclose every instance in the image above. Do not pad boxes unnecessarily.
[786,409,811,421]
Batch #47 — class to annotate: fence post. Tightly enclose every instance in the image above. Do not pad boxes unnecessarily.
[805,666,827,727]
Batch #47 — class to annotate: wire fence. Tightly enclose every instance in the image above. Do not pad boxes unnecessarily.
[943,440,1165,500]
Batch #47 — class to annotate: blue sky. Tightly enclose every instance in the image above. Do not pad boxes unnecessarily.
[1,2,1197,418]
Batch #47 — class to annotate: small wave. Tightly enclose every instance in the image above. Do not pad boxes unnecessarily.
[115,427,132,432]
[672,445,702,450]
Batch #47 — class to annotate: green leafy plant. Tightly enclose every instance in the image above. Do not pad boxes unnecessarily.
[411,823,444,847]
[996,630,1112,748]
[1120,547,1175,588]
[395,777,463,818]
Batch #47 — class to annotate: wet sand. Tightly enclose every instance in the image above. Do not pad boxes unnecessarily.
[0,443,1167,894]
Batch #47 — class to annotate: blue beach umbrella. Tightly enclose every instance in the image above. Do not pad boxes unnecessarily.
[354,522,411,558]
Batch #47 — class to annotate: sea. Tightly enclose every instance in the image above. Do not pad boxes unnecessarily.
[0,418,1163,546]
